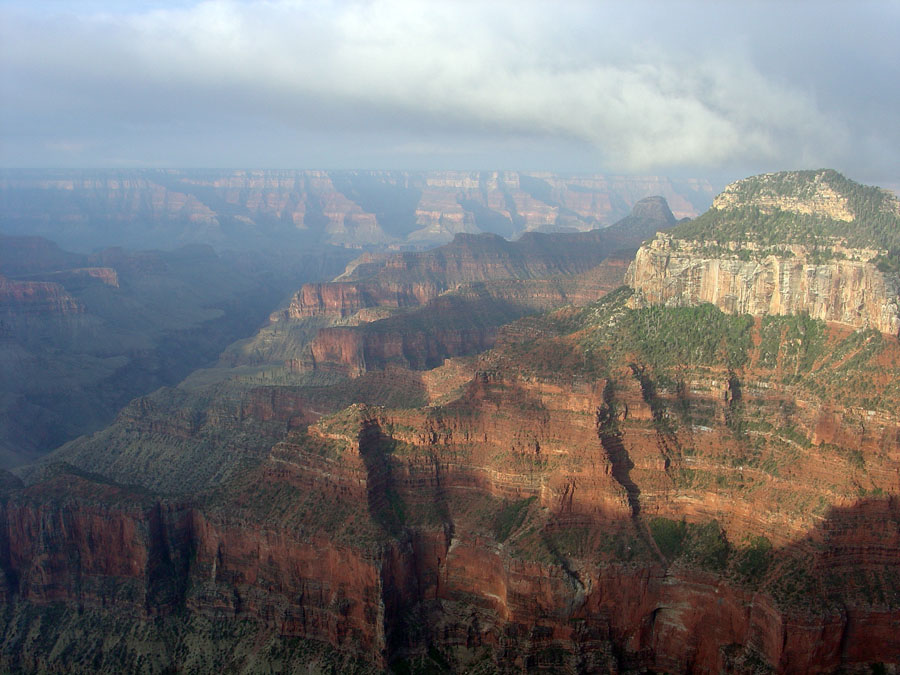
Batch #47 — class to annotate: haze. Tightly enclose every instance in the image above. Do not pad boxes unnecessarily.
[1,0,897,186]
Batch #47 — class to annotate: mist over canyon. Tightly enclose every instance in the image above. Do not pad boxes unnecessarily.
[1,168,900,674]
[0,169,713,252]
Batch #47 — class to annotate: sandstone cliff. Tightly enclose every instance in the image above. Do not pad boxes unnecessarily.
[246,198,671,374]
[627,170,900,335]
[626,234,900,335]
[0,275,83,317]
[23,286,900,672]
[7,171,900,672]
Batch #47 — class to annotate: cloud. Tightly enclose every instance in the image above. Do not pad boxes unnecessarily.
[0,0,894,177]
[43,138,91,154]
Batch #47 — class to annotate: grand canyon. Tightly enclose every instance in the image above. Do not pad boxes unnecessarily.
[0,168,898,673]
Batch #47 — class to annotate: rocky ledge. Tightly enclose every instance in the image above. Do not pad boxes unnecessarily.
[626,234,900,335]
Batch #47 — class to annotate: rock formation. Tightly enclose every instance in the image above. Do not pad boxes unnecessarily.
[626,234,900,335]
[627,170,900,336]
[4,170,900,672]
[0,274,83,316]
[246,197,673,376]
[8,291,900,672]
[0,235,354,468]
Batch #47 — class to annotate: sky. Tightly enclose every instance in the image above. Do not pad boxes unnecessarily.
[0,0,898,186]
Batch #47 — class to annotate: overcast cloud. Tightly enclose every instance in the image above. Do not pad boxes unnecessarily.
[0,0,897,183]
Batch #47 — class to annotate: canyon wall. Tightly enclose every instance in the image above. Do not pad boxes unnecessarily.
[6,170,900,672]
[0,234,355,468]
[625,170,900,336]
[0,275,83,317]
[5,340,900,673]
[254,196,668,374]
[626,234,900,335]
[33,286,900,672]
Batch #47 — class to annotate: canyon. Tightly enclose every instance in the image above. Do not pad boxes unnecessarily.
[0,169,712,251]
[0,234,355,467]
[1,170,899,673]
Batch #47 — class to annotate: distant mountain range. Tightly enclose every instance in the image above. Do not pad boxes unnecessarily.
[0,169,714,251]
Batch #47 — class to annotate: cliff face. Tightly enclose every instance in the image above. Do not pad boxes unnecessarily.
[279,280,434,321]
[275,228,632,322]
[10,296,900,671]
[0,234,353,468]
[251,198,670,374]
[274,274,619,377]
[8,171,900,672]
[42,267,119,288]
[626,234,900,335]
[626,171,900,336]
[7,308,900,672]
[0,275,83,317]
[711,170,858,221]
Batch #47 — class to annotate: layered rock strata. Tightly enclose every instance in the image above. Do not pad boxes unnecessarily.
[626,234,900,335]
[20,289,900,672]
[0,169,711,250]
[627,171,900,336]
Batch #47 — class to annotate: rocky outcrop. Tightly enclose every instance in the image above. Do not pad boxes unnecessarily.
[8,170,900,672]
[42,267,119,288]
[246,198,670,373]
[12,280,900,671]
[626,234,900,335]
[277,281,434,321]
[0,275,83,316]
[302,291,534,376]
[712,170,858,221]
[626,171,900,336]
[309,321,502,377]
[269,196,674,363]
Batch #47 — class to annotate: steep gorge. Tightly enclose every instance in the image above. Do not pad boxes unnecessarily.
[3,171,900,673]
[5,310,900,673]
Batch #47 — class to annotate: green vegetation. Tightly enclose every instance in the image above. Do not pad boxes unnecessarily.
[684,520,730,571]
[671,170,900,261]
[621,304,754,370]
[875,248,900,275]
[649,517,729,571]
[649,519,781,588]
[0,603,381,675]
[768,556,819,607]
[492,496,537,543]
[792,328,898,412]
[757,313,827,377]
[649,517,687,558]
[544,524,593,559]
[495,290,900,443]
[676,206,839,249]
[735,536,773,582]
[570,292,756,379]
